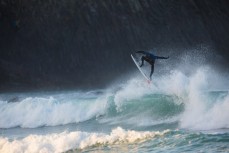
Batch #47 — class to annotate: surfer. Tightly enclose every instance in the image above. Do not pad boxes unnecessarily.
[136,51,169,80]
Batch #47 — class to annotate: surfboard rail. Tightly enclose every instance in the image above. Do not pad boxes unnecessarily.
[131,54,151,81]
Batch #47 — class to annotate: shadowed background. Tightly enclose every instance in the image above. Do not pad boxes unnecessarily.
[0,0,229,91]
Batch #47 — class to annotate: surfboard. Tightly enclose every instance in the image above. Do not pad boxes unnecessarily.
[131,54,151,82]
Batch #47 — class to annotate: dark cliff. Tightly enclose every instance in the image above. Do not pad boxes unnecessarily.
[0,0,229,91]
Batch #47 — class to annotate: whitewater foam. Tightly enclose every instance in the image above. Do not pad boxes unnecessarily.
[180,92,229,130]
[179,68,229,130]
[0,127,169,153]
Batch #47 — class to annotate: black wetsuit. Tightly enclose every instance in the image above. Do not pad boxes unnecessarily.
[136,51,169,80]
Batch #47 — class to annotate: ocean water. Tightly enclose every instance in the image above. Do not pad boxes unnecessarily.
[0,67,229,153]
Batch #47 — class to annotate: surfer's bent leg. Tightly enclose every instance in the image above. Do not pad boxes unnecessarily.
[150,64,154,80]
[140,56,146,67]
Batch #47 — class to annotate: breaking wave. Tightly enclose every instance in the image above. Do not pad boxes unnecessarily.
[0,67,228,130]
[0,127,169,153]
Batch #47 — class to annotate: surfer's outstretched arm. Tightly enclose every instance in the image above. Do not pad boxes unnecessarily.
[155,56,169,59]
[136,51,151,56]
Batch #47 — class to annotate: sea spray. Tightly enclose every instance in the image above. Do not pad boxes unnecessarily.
[178,68,229,130]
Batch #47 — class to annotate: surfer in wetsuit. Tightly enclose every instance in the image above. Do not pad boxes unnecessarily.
[136,51,169,80]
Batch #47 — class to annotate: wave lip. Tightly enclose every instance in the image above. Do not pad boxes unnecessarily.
[0,127,170,153]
